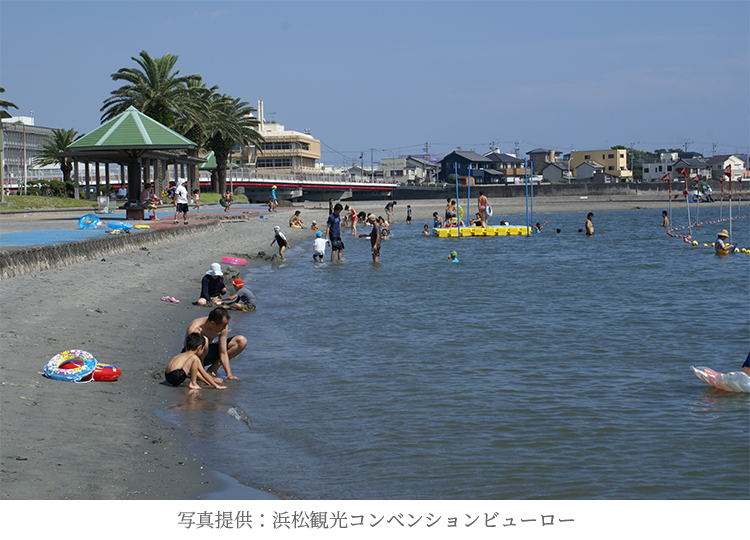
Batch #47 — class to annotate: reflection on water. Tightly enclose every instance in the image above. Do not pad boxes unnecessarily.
[162,208,749,500]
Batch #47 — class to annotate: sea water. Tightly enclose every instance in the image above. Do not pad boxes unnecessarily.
[160,206,750,499]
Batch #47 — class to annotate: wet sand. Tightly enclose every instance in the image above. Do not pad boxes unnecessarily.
[0,194,675,499]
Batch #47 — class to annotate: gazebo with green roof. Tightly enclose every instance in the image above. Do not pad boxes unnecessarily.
[61,106,203,203]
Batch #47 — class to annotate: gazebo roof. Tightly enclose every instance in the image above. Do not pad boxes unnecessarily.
[200,151,239,170]
[70,106,197,152]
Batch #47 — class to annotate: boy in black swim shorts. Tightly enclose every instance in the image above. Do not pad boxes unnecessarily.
[165,332,226,390]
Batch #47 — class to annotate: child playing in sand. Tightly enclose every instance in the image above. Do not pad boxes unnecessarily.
[271,226,289,261]
[222,278,257,311]
[313,230,329,262]
[310,221,319,231]
[165,332,226,390]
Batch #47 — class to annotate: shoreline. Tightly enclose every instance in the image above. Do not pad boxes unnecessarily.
[0,193,716,500]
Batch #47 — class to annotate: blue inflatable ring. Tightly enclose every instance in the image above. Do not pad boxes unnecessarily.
[44,349,98,382]
[78,214,100,229]
[486,205,493,217]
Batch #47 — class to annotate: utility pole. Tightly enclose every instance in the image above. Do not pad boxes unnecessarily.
[629,140,640,182]
[712,142,719,157]
[513,139,525,158]
[683,139,693,152]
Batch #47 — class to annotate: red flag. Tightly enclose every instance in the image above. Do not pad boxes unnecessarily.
[679,167,687,177]
[660,172,671,191]
[724,164,731,178]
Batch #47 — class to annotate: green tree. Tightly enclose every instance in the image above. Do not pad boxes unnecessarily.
[33,128,80,190]
[0,86,18,112]
[202,94,263,193]
[100,50,200,127]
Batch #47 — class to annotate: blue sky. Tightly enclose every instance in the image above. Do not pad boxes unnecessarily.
[1,0,748,166]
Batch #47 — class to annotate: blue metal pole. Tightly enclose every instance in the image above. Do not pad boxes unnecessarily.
[455,162,460,237]
[524,157,530,235]
[530,160,534,229]
[467,163,471,226]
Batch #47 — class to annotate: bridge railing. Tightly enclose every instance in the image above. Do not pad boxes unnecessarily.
[200,168,397,186]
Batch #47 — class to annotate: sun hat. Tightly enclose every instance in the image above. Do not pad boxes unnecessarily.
[206,263,223,276]
[316,231,323,237]
[232,278,244,287]
[450,251,457,258]
[274,226,281,231]
[717,229,729,238]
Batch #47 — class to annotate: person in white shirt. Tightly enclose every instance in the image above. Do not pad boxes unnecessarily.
[312,231,329,262]
[172,179,192,225]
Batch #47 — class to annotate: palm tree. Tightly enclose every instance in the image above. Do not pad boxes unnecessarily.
[0,86,18,112]
[100,50,200,127]
[203,94,263,193]
[33,128,79,187]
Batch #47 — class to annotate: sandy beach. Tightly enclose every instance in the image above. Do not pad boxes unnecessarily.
[0,193,675,499]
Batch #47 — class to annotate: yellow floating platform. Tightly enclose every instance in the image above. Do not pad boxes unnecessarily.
[434,226,529,237]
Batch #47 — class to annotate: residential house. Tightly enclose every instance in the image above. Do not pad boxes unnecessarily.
[705,155,746,181]
[641,152,679,182]
[540,162,573,183]
[526,148,561,175]
[380,155,437,185]
[484,151,526,183]
[672,157,711,181]
[575,161,604,181]
[569,149,631,180]
[438,149,491,184]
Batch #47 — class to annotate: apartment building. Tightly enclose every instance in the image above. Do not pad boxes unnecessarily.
[569,149,631,180]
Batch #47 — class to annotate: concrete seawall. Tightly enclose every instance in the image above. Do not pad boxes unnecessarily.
[1,220,222,279]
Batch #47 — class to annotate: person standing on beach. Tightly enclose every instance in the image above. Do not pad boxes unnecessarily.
[385,200,397,222]
[172,179,191,225]
[359,214,381,263]
[585,213,594,236]
[270,226,289,261]
[326,203,345,262]
[406,205,412,224]
[185,307,247,381]
[662,211,669,228]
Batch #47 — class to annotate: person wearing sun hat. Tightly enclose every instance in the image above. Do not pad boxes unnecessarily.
[715,229,735,255]
[223,278,257,312]
[197,263,227,306]
[447,250,459,263]
[313,230,330,262]
[270,226,289,261]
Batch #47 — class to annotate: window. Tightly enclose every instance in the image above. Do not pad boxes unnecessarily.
[608,166,614,171]
[608,154,614,159]
[667,166,672,171]
[584,155,590,160]
[644,167,650,173]
[619,153,625,159]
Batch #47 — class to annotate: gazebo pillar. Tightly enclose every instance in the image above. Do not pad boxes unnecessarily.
[128,158,142,202]
[73,161,80,199]
[105,163,110,196]
[84,162,90,199]
[95,161,101,197]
